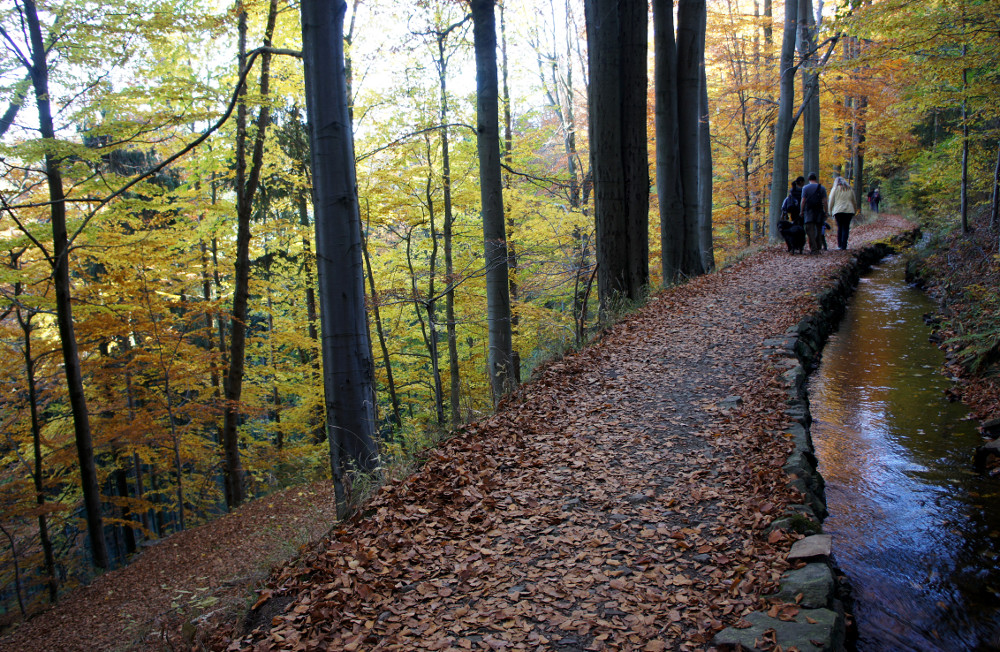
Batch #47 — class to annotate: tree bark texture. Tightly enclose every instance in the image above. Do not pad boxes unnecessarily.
[699,66,714,272]
[798,0,820,178]
[221,0,278,509]
[23,0,110,569]
[301,0,379,516]
[654,0,685,283]
[471,0,516,404]
[586,0,650,306]
[767,0,798,239]
[677,0,707,276]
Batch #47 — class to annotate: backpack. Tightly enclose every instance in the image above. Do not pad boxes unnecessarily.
[781,195,799,217]
[803,185,824,215]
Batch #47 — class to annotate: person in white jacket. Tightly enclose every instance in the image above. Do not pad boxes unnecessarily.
[829,176,859,250]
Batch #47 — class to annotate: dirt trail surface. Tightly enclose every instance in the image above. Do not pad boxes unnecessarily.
[0,216,913,652]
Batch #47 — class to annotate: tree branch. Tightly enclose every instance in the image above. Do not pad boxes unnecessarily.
[64,46,302,246]
[790,34,842,130]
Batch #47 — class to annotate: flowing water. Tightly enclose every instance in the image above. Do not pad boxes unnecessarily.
[808,255,1000,651]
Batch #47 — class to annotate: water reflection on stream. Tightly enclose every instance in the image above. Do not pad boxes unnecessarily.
[808,256,1000,651]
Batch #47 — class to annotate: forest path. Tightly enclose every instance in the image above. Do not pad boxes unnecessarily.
[0,215,913,652]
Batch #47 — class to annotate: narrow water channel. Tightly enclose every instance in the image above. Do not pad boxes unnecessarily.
[808,255,1000,651]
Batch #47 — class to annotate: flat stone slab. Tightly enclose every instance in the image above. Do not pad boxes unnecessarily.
[788,534,833,561]
[774,562,834,609]
[718,396,744,409]
[763,336,799,353]
[781,365,807,394]
[712,607,844,652]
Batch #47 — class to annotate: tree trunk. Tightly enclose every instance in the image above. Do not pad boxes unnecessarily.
[420,165,445,425]
[296,194,327,444]
[443,126,462,426]
[23,0,109,569]
[564,0,582,211]
[221,0,278,509]
[500,2,521,385]
[198,239,224,445]
[677,0,706,276]
[699,65,714,272]
[16,303,58,602]
[361,222,401,428]
[113,468,137,556]
[586,0,650,306]
[654,0,685,283]
[300,0,379,516]
[471,0,516,404]
[848,35,867,209]
[799,0,820,178]
[0,73,30,139]
[767,0,799,239]
[621,0,649,295]
[433,18,465,426]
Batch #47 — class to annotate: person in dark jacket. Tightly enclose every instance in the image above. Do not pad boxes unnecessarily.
[790,176,805,225]
[781,186,800,225]
[800,173,828,254]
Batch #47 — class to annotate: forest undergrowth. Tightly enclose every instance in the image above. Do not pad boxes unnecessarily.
[0,216,915,652]
[908,211,1000,423]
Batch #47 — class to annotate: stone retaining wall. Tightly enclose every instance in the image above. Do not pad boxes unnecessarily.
[713,231,919,652]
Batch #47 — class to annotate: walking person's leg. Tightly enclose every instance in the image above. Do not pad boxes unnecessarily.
[805,223,820,253]
[835,213,850,249]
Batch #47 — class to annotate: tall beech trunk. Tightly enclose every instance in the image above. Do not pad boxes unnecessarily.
[767,0,799,239]
[23,0,109,569]
[301,0,379,516]
[221,0,278,509]
[847,37,867,210]
[677,0,706,276]
[699,67,714,272]
[471,0,516,404]
[799,0,820,178]
[586,0,650,306]
[654,0,685,283]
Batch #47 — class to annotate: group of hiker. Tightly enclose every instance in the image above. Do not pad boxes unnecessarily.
[779,173,881,255]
